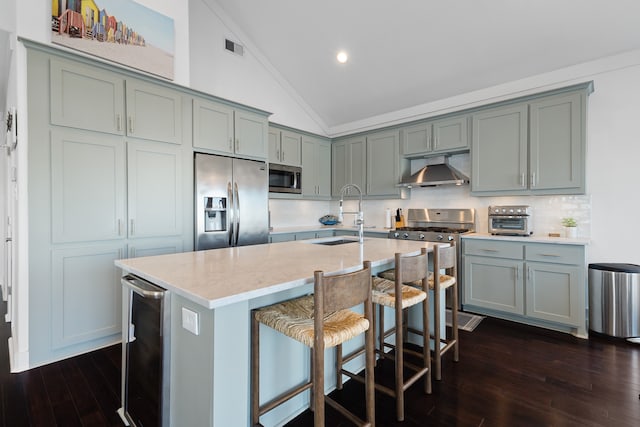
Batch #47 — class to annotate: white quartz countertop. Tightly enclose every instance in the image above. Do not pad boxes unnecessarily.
[462,232,590,245]
[115,238,442,309]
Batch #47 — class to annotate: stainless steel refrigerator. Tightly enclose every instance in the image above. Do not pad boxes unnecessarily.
[195,153,269,250]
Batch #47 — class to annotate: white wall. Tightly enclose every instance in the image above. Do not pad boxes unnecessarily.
[188,0,326,136]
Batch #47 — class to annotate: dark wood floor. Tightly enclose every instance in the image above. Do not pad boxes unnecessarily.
[0,289,639,426]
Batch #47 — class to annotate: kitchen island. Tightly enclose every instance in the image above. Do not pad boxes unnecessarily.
[115,237,445,427]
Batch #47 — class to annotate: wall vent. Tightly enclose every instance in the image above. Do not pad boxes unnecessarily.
[225,38,244,56]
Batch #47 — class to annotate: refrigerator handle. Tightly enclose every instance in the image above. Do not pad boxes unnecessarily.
[234,182,240,246]
[227,182,234,247]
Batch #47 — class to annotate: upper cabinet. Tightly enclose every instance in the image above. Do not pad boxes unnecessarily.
[332,135,366,196]
[50,59,182,144]
[332,130,408,198]
[301,135,331,199]
[471,88,588,196]
[125,79,183,144]
[50,59,125,135]
[193,97,268,159]
[268,127,302,166]
[401,115,469,157]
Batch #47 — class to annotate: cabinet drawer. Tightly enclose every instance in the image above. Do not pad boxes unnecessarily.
[463,239,523,260]
[525,243,583,265]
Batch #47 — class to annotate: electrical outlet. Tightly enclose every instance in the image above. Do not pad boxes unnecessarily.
[182,307,200,335]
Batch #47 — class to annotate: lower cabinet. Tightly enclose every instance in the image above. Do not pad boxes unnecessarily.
[462,238,586,336]
[269,230,334,243]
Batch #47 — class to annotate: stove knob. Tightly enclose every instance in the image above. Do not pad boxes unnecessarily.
[437,234,444,241]
[448,235,454,241]
[393,232,400,238]
[402,233,410,239]
[419,233,425,240]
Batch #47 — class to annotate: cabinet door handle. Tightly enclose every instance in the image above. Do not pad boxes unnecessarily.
[537,253,561,258]
[229,137,233,151]
[276,149,280,161]
[427,135,432,151]
[520,173,526,188]
[527,267,532,281]
[515,266,520,280]
[116,114,122,132]
[433,137,438,150]
[235,138,240,152]
[281,150,285,161]
[531,172,537,187]
[117,219,123,236]
[481,248,499,252]
[130,219,135,236]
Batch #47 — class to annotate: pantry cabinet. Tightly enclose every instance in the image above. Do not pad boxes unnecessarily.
[28,46,193,367]
[462,237,586,336]
[471,88,588,196]
[401,115,469,157]
[301,135,331,198]
[193,97,268,159]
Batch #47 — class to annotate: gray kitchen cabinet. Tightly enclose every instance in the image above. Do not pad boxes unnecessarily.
[127,140,183,239]
[301,135,331,199]
[529,92,584,194]
[193,98,268,159]
[401,115,469,157]
[332,135,366,196]
[472,88,587,196]
[51,128,126,243]
[471,104,528,193]
[269,127,301,166]
[462,238,586,336]
[366,129,402,197]
[269,233,296,243]
[332,130,407,198]
[50,243,124,350]
[463,240,525,315]
[50,58,125,135]
[524,243,584,326]
[126,78,183,144]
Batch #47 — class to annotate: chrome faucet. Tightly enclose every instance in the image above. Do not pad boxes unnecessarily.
[339,184,364,244]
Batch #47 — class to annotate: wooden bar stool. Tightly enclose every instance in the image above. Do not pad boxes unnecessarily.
[376,243,459,381]
[338,248,431,422]
[250,261,376,427]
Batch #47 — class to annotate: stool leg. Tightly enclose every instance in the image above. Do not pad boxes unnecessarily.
[395,301,404,421]
[336,343,343,389]
[365,303,376,426]
[452,284,459,362]
[250,312,260,426]
[434,282,442,381]
[313,344,325,426]
[309,349,315,412]
[422,293,432,394]
[378,304,385,359]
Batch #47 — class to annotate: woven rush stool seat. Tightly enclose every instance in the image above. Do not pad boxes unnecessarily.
[338,247,431,422]
[251,261,376,427]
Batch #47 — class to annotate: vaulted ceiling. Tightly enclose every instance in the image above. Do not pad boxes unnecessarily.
[209,1,640,132]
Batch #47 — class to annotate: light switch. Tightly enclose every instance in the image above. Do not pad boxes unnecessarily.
[182,307,200,335]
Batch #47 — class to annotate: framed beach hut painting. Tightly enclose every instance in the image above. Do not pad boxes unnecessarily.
[51,0,175,80]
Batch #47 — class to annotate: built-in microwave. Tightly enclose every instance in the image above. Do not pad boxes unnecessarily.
[269,164,302,194]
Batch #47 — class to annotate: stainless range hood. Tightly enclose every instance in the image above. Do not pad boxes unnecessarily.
[397,156,469,188]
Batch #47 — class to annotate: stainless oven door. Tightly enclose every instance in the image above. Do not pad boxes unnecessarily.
[489,216,531,235]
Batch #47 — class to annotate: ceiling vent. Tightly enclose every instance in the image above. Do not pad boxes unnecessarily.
[225,38,244,56]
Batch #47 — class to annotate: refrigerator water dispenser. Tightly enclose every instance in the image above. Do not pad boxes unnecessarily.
[204,197,226,232]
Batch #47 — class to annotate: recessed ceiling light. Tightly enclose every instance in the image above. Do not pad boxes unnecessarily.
[337,51,348,64]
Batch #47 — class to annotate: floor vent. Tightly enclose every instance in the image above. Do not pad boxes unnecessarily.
[225,38,244,56]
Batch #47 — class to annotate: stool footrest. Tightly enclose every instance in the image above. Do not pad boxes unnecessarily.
[326,395,372,427]
[259,381,313,416]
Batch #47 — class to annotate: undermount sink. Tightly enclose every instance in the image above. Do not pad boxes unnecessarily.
[311,239,360,246]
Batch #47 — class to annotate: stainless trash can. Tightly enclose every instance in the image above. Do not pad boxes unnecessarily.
[589,263,640,338]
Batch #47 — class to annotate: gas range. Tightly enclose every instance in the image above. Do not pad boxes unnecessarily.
[387,209,475,242]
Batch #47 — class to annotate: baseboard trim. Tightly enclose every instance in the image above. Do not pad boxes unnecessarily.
[8,336,30,373]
